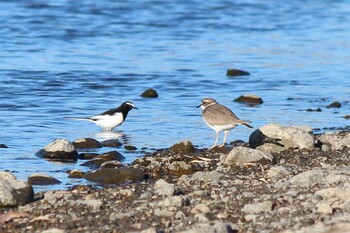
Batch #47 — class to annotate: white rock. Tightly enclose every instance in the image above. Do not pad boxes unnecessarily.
[249,123,315,153]
[319,132,350,150]
[242,201,273,214]
[42,229,65,233]
[44,138,75,152]
[315,187,350,203]
[154,179,175,196]
[316,202,333,214]
[267,166,292,179]
[223,146,273,165]
[0,172,34,207]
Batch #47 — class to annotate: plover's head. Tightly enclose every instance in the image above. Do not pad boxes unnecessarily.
[123,101,139,110]
[196,98,218,110]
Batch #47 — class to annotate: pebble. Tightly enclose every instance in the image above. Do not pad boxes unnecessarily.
[154,179,175,196]
[190,203,211,214]
[316,202,333,215]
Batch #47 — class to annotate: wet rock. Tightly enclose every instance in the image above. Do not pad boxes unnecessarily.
[72,138,103,148]
[306,108,322,112]
[318,132,350,150]
[100,160,123,168]
[249,124,315,153]
[68,169,86,178]
[170,141,195,153]
[168,161,197,176]
[234,94,263,105]
[84,168,144,184]
[343,115,350,119]
[242,201,273,214]
[79,153,99,160]
[326,101,341,108]
[226,68,250,76]
[28,173,61,185]
[141,88,158,98]
[101,139,122,147]
[80,151,125,168]
[124,145,137,151]
[0,144,8,148]
[35,139,79,161]
[222,146,273,165]
[154,179,175,196]
[0,172,34,207]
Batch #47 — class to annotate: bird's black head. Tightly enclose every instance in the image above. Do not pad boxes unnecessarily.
[122,101,139,111]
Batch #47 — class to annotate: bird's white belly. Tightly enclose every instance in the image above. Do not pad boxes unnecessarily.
[203,118,237,132]
[93,114,123,130]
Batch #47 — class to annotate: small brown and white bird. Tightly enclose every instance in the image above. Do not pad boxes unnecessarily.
[66,101,138,131]
[197,98,253,149]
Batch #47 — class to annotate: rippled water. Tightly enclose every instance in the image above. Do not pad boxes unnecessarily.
[0,0,349,191]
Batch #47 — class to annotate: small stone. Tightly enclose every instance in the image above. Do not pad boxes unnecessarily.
[191,203,211,214]
[35,139,78,161]
[321,144,331,152]
[79,153,99,160]
[326,101,341,108]
[101,139,122,147]
[80,151,125,168]
[267,166,292,179]
[154,179,175,196]
[306,108,322,112]
[316,202,333,215]
[168,161,197,176]
[169,141,195,153]
[226,68,250,76]
[68,169,86,178]
[124,145,137,151]
[27,173,61,185]
[141,88,158,98]
[242,201,273,214]
[100,160,123,168]
[343,115,350,119]
[234,94,263,105]
[72,138,102,148]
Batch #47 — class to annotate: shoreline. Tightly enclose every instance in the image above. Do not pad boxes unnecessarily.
[1,124,350,232]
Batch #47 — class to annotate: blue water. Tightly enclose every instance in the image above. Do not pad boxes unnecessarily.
[0,0,349,191]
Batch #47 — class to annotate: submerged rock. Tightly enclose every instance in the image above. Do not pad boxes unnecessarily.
[101,139,122,147]
[141,88,159,98]
[68,169,86,178]
[249,124,315,153]
[234,94,263,105]
[80,151,125,169]
[27,173,61,185]
[170,141,195,153]
[0,144,8,148]
[0,172,34,207]
[326,101,342,108]
[226,69,250,76]
[72,138,103,149]
[84,168,144,184]
[35,139,79,161]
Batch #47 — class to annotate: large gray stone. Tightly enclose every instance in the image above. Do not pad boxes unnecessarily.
[35,139,79,161]
[242,201,273,214]
[318,132,350,150]
[0,172,34,207]
[222,146,273,165]
[154,179,175,196]
[72,138,103,149]
[249,124,315,153]
[27,173,61,185]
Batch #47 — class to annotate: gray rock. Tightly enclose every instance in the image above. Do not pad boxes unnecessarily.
[75,199,103,211]
[190,203,211,214]
[154,179,175,196]
[168,161,197,176]
[35,139,79,161]
[42,229,66,233]
[101,139,122,147]
[242,201,273,214]
[190,171,221,183]
[179,223,236,233]
[27,173,61,185]
[223,146,273,165]
[281,223,350,233]
[84,168,144,184]
[267,166,292,179]
[315,187,350,203]
[72,138,102,148]
[318,132,350,150]
[316,201,333,214]
[0,172,34,207]
[169,141,195,153]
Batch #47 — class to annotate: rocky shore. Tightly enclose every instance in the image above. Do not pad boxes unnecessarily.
[1,124,350,233]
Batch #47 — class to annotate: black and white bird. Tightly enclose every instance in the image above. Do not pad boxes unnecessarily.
[66,101,138,131]
[197,98,253,149]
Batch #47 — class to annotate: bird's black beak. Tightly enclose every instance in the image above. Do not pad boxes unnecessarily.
[196,104,202,108]
[134,106,139,110]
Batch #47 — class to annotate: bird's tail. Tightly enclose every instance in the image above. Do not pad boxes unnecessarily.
[64,117,93,122]
[240,120,254,128]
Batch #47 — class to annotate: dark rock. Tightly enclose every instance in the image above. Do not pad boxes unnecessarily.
[35,139,79,162]
[101,139,122,147]
[73,138,103,149]
[79,153,99,160]
[234,94,263,105]
[80,151,125,169]
[306,108,322,112]
[68,169,86,178]
[170,141,195,153]
[0,144,8,148]
[226,69,250,76]
[124,145,137,151]
[27,173,61,185]
[326,101,342,108]
[100,161,123,168]
[141,88,158,98]
[168,161,198,176]
[83,168,144,184]
[343,115,350,119]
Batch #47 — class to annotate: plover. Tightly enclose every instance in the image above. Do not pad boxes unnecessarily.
[197,98,253,149]
[66,101,138,131]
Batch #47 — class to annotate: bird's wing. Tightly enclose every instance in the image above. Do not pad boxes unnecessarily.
[203,104,248,125]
